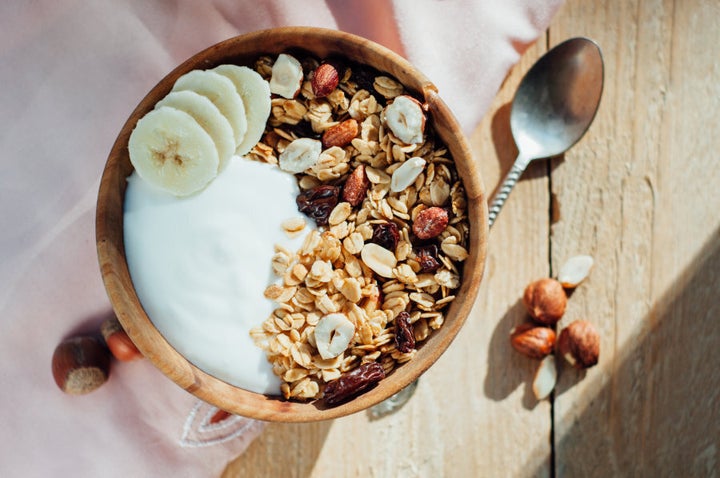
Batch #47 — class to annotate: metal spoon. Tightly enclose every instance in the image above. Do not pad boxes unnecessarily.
[369,37,604,418]
[487,37,604,226]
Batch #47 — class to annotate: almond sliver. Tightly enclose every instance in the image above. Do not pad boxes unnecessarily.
[557,255,594,288]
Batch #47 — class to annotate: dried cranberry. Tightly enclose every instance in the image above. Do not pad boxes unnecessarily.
[394,311,415,353]
[412,207,449,240]
[371,222,400,251]
[415,244,441,272]
[296,185,340,226]
[323,362,386,406]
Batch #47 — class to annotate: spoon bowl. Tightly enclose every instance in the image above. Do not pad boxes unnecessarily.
[488,37,604,226]
[511,37,604,159]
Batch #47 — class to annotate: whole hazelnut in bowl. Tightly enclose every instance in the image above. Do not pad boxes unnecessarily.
[96,27,487,422]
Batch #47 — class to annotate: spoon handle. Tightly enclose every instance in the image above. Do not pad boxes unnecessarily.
[487,160,528,227]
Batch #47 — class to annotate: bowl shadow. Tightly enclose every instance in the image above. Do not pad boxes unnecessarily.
[222,420,333,477]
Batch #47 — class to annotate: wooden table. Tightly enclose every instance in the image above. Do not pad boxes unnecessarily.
[224,0,720,475]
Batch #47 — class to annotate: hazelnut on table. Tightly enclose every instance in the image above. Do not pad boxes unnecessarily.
[523,278,567,325]
[557,320,600,368]
[510,323,556,359]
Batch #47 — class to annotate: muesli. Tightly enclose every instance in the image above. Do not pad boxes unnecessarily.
[246,54,470,403]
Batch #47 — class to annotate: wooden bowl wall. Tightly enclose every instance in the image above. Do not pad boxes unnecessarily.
[96,27,487,422]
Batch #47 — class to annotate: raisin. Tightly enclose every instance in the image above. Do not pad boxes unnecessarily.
[350,63,383,102]
[287,120,321,140]
[371,222,400,251]
[296,185,340,226]
[394,311,415,353]
[323,362,386,406]
[415,244,441,272]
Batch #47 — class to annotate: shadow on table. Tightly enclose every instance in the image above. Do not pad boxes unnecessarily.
[488,102,518,201]
[483,298,545,410]
[222,420,333,477]
[65,309,117,338]
[482,100,560,411]
[528,225,720,476]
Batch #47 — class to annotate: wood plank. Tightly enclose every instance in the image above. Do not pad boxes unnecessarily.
[223,40,554,478]
[549,0,720,475]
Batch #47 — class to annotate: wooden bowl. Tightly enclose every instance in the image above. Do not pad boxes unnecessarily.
[96,27,487,422]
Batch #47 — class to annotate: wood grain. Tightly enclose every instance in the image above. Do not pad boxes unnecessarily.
[225,0,720,475]
[224,39,552,478]
[550,0,720,476]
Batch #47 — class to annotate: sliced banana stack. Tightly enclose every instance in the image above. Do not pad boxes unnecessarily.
[172,69,249,152]
[128,64,272,196]
[155,90,235,171]
[213,65,272,156]
[128,107,220,196]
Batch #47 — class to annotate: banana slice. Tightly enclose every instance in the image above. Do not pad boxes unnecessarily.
[172,70,248,150]
[212,65,271,156]
[156,90,235,171]
[128,106,219,196]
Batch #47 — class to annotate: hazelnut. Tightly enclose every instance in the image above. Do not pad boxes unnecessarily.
[52,335,111,394]
[279,137,322,173]
[311,63,340,98]
[314,313,355,359]
[341,164,370,206]
[523,278,567,325]
[322,119,359,149]
[557,320,600,368]
[101,316,143,362]
[384,95,426,144]
[269,53,303,99]
[510,323,556,359]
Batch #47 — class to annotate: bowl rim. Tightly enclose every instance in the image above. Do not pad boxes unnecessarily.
[96,26,488,422]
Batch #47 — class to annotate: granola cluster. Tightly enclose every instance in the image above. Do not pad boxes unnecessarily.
[247,55,469,402]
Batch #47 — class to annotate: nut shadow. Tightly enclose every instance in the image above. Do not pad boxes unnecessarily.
[64,308,116,338]
[484,298,541,410]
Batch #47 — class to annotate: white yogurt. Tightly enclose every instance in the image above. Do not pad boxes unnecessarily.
[123,157,310,395]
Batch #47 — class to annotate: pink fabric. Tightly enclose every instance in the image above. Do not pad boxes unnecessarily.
[0,0,562,476]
